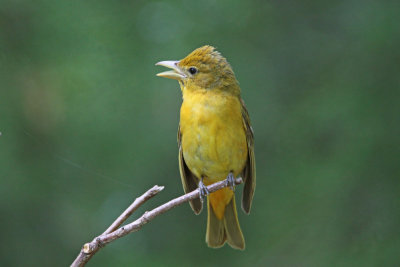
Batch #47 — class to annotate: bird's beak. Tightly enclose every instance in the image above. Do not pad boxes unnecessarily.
[155,60,186,80]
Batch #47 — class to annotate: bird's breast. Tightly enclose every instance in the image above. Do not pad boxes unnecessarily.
[180,91,247,183]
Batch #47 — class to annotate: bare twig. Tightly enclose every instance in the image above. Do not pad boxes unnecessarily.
[103,185,164,235]
[71,178,243,267]
[71,185,164,267]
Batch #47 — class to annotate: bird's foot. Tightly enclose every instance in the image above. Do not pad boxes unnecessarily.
[226,172,235,191]
[198,179,209,203]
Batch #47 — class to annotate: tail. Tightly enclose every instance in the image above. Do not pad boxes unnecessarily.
[206,194,245,250]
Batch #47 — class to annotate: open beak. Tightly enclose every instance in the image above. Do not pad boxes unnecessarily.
[155,60,186,80]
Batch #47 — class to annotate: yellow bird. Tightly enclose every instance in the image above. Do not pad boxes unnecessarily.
[156,45,255,250]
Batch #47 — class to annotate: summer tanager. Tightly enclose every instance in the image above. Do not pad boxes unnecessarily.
[156,45,255,250]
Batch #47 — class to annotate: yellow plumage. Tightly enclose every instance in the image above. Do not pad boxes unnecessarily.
[180,90,247,219]
[156,45,256,250]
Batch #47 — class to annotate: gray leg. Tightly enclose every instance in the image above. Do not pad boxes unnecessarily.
[198,177,209,203]
[226,172,235,191]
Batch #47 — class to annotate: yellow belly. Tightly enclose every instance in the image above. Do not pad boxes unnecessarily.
[180,90,248,185]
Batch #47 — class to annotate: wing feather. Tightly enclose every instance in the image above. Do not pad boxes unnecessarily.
[240,99,256,214]
[178,125,203,214]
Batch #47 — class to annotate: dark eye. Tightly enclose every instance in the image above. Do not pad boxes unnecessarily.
[188,67,198,75]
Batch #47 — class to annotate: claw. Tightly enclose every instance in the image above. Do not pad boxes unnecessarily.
[226,172,235,191]
[198,178,209,203]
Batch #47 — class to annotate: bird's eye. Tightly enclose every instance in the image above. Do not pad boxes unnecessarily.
[188,67,198,75]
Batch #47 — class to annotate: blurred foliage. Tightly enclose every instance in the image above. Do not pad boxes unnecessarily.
[1,0,399,266]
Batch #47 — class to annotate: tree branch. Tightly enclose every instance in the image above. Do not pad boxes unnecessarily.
[71,178,243,267]
[103,185,164,235]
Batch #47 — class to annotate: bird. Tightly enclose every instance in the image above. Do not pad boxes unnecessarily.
[156,45,255,250]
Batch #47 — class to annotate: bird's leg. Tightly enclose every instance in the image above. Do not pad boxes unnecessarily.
[198,177,209,203]
[226,172,235,191]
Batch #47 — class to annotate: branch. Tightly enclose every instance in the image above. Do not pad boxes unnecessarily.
[71,178,243,267]
[103,185,164,235]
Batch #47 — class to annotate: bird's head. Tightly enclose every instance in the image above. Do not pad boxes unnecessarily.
[156,45,240,95]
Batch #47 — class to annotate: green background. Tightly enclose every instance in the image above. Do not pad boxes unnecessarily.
[1,0,399,266]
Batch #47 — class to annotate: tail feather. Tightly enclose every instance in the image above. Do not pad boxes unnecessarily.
[206,198,226,248]
[206,194,245,250]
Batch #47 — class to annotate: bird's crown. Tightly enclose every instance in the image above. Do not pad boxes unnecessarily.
[179,45,227,69]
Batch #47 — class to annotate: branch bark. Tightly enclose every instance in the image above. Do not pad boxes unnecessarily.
[71,178,243,267]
